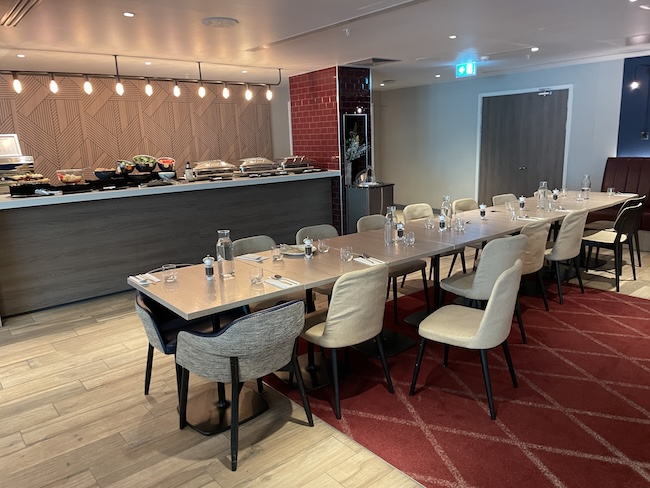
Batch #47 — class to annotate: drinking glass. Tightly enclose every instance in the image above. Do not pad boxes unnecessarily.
[561,188,568,198]
[161,264,177,282]
[405,231,415,246]
[271,245,283,261]
[340,246,353,262]
[317,239,330,253]
[454,213,466,232]
[425,217,435,230]
[248,266,263,284]
[576,191,584,202]
[607,187,615,196]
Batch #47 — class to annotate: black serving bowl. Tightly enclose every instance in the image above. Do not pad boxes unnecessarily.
[134,161,157,173]
[128,173,153,183]
[94,169,117,180]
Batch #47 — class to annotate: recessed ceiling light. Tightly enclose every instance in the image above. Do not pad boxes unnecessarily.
[123,12,135,18]
[435,74,441,78]
[202,17,239,27]
[531,47,539,52]
[380,82,385,87]
[16,54,25,58]
[144,61,152,65]
[242,70,248,74]
[449,35,457,39]
[630,0,638,3]
[641,4,650,9]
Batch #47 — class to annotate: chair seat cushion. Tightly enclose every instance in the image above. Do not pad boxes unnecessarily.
[159,317,214,354]
[582,229,627,246]
[388,259,426,277]
[440,272,481,298]
[419,305,485,348]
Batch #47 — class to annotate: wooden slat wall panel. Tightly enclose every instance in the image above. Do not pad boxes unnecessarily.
[0,75,272,180]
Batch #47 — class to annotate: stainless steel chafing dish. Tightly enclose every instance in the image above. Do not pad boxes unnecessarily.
[276,155,315,171]
[192,160,236,180]
[239,157,277,173]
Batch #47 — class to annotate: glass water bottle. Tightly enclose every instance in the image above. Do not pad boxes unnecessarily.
[384,206,397,244]
[537,181,548,210]
[440,195,452,231]
[216,229,235,277]
[581,174,591,200]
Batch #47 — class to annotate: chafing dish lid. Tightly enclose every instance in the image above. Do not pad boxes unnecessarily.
[239,157,277,171]
[193,160,236,172]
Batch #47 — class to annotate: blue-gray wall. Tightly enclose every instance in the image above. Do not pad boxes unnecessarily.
[618,55,650,157]
[374,60,624,207]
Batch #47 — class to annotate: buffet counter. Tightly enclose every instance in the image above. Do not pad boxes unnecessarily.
[0,171,339,318]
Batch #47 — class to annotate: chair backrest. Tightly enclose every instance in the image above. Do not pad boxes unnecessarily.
[492,193,518,206]
[547,209,589,261]
[467,260,523,349]
[403,203,433,223]
[613,202,644,235]
[469,234,527,299]
[135,292,178,352]
[452,198,479,213]
[233,235,276,256]
[357,214,387,232]
[520,220,551,275]
[175,301,304,383]
[321,264,389,347]
[616,194,646,219]
[296,224,338,244]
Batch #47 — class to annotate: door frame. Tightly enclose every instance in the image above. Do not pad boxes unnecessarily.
[474,84,574,200]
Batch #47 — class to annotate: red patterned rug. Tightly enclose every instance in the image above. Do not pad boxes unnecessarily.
[267,284,650,487]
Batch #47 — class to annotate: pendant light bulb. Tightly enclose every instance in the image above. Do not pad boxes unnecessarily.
[115,80,125,96]
[49,74,59,94]
[12,73,22,94]
[145,79,153,97]
[198,84,206,98]
[222,84,230,99]
[197,61,206,98]
[245,84,253,101]
[265,85,273,101]
[83,76,93,95]
[173,81,180,97]
[630,80,640,90]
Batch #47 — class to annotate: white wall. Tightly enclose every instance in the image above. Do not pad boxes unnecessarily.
[374,60,624,208]
[269,85,292,158]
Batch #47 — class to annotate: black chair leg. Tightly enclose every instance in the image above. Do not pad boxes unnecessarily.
[472,247,480,271]
[229,357,240,471]
[615,242,621,292]
[461,251,467,274]
[179,368,189,429]
[573,257,584,294]
[554,261,564,304]
[421,268,431,312]
[144,344,154,395]
[502,341,518,388]
[447,253,458,278]
[291,353,314,426]
[256,378,264,393]
[375,334,394,393]
[392,276,399,324]
[515,296,526,344]
[628,237,637,281]
[585,246,593,271]
[409,338,427,395]
[331,348,341,419]
[443,344,450,367]
[536,270,549,311]
[634,231,642,267]
[479,349,496,420]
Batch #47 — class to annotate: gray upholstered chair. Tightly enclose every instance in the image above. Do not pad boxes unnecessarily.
[492,193,518,206]
[544,209,588,304]
[176,300,313,471]
[296,224,338,245]
[403,203,466,278]
[520,220,552,311]
[301,265,393,419]
[135,290,215,395]
[583,202,643,292]
[357,214,430,323]
[440,234,527,341]
[233,235,276,256]
[584,195,645,268]
[410,260,523,420]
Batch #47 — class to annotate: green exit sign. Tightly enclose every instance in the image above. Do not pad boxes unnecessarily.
[456,62,477,78]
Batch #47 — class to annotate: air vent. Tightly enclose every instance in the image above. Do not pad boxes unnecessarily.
[349,57,400,67]
[1,0,43,27]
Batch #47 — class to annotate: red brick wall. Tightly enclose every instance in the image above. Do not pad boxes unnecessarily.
[289,66,371,233]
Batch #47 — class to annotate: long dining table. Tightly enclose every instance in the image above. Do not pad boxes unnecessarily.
[127,190,633,434]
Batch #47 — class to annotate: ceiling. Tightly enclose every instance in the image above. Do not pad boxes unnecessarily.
[0,0,649,90]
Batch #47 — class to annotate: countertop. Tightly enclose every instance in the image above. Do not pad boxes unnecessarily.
[0,170,340,210]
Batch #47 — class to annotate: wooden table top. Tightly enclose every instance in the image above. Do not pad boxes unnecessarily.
[128,191,634,319]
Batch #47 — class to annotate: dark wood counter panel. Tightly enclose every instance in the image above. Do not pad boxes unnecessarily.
[0,176,335,317]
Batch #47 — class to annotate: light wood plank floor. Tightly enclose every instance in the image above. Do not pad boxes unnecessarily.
[0,249,648,487]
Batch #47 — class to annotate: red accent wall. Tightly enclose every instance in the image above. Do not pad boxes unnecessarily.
[289,66,371,233]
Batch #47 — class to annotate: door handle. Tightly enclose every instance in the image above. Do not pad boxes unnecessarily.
[519,166,527,170]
